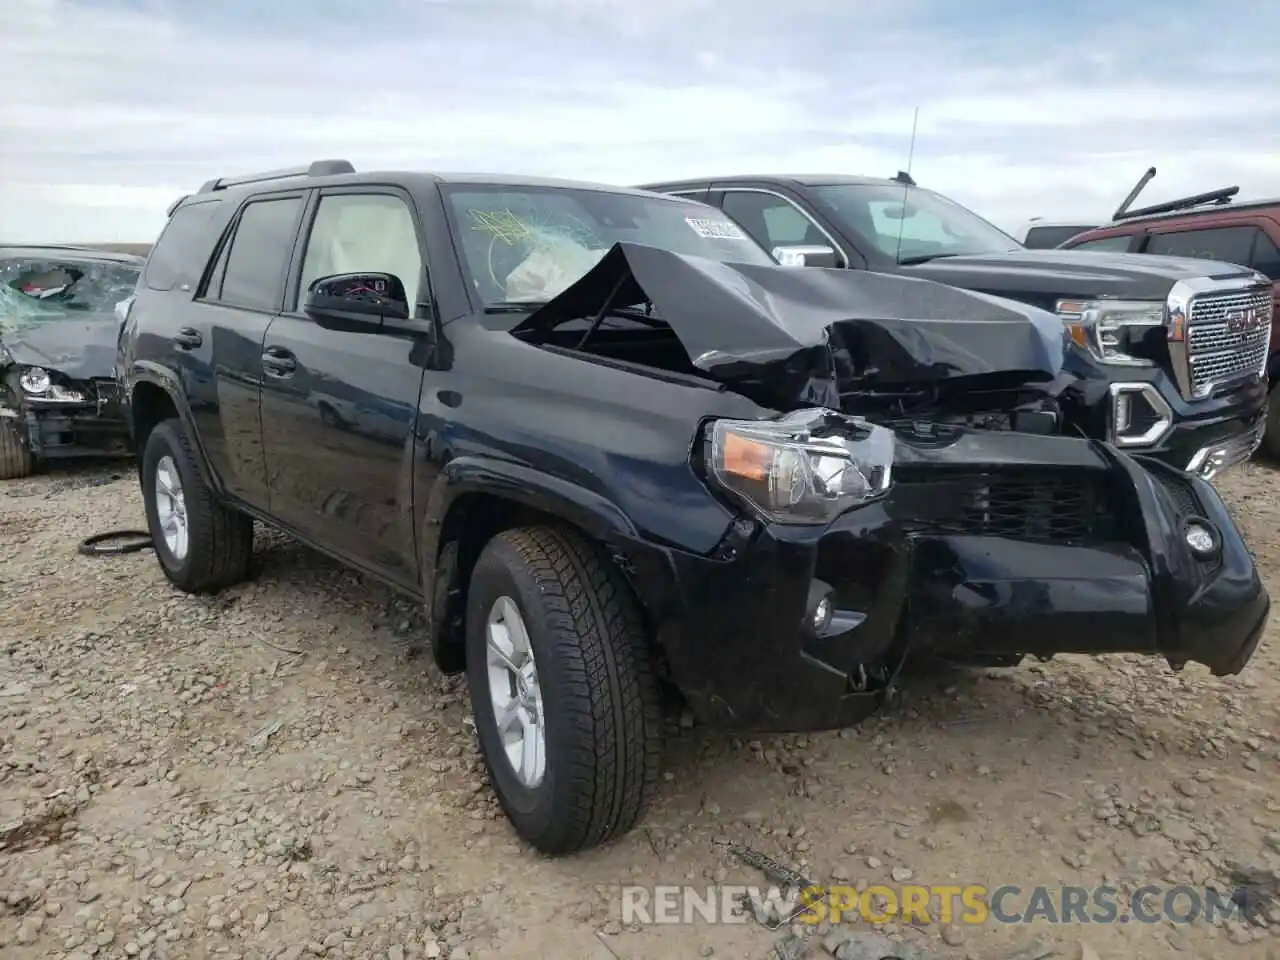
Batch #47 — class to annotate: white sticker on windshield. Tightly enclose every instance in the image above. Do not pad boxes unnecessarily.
[685,217,747,240]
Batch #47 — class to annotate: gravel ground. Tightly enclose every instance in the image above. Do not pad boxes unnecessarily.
[2,460,1279,960]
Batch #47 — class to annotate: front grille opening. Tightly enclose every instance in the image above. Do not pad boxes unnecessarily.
[891,468,1118,544]
[1151,469,1199,518]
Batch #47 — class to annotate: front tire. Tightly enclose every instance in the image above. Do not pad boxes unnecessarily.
[0,420,34,480]
[141,418,253,593]
[465,526,661,855]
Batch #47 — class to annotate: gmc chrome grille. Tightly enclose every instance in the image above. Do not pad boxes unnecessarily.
[1185,287,1272,398]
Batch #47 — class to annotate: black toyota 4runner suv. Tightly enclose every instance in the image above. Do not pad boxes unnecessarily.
[641,174,1275,480]
[117,160,1268,855]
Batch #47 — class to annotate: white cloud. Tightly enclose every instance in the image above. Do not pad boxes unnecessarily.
[2,0,1279,242]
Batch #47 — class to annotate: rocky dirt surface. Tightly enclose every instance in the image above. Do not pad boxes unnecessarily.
[2,460,1279,960]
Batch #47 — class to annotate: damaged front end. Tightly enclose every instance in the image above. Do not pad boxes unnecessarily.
[510,240,1073,425]
[511,243,1268,731]
[0,253,139,476]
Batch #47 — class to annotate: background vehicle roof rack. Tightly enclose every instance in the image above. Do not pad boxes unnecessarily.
[1111,166,1240,221]
[197,159,355,194]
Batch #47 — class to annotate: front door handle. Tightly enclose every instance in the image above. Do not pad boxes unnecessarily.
[174,327,202,350]
[261,346,296,376]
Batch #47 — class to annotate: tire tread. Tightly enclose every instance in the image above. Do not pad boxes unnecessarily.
[485,525,660,852]
[0,421,34,480]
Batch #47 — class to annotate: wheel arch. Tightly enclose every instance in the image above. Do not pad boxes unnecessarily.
[420,456,671,676]
[127,366,221,494]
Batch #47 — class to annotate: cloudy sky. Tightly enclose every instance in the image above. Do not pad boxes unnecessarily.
[3,0,1279,243]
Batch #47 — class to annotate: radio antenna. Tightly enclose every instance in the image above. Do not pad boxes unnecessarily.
[893,106,919,265]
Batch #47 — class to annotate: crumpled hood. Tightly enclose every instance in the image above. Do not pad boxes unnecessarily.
[900,248,1264,302]
[511,241,1067,408]
[0,314,120,380]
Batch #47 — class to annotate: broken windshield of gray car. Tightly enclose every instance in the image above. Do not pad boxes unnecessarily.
[811,183,1022,263]
[0,257,141,330]
[441,184,776,305]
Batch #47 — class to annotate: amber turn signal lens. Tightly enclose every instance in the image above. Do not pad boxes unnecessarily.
[721,432,773,482]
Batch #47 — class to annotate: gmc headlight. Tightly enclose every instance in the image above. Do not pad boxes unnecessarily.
[1056,299,1164,366]
[19,367,51,394]
[702,408,894,524]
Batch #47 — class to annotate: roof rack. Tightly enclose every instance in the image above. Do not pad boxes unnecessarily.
[197,159,355,194]
[1111,166,1240,222]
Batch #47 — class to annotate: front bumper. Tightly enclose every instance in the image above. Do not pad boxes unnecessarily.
[628,432,1268,733]
[1065,359,1267,479]
[19,401,131,459]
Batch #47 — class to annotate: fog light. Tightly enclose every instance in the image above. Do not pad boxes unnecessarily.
[1183,520,1218,558]
[1108,382,1173,448]
[812,595,833,633]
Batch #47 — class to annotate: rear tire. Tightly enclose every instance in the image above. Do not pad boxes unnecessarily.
[0,420,34,480]
[141,418,253,593]
[465,526,661,855]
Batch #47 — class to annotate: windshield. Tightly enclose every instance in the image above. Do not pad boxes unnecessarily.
[0,256,141,331]
[442,185,776,305]
[811,183,1022,263]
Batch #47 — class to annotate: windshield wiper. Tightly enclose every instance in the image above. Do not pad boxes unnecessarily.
[896,252,962,266]
[484,301,547,313]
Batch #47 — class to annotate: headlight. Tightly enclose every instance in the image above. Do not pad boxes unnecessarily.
[17,367,85,402]
[1056,299,1164,366]
[702,408,894,524]
[19,367,51,394]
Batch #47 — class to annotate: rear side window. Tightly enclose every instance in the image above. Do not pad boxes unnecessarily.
[1066,235,1133,252]
[215,196,304,312]
[144,200,221,292]
[1146,226,1258,266]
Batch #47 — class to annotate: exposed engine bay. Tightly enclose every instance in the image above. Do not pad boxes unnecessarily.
[507,240,1076,434]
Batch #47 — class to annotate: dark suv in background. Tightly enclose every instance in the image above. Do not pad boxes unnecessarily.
[641,173,1274,480]
[1059,168,1280,456]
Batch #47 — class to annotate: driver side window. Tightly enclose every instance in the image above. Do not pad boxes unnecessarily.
[721,191,818,249]
[298,194,423,309]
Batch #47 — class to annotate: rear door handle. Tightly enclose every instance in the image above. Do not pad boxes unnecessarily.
[174,327,202,349]
[261,346,296,376]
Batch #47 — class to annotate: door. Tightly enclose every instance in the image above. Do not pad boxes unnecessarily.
[184,192,306,506]
[259,188,430,587]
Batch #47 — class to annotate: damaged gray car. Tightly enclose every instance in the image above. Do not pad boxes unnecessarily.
[0,245,143,479]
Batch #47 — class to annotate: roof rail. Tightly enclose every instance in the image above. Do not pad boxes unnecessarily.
[1111,165,1240,222]
[197,159,355,194]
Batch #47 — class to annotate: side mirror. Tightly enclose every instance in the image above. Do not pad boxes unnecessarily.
[772,244,840,269]
[303,272,412,333]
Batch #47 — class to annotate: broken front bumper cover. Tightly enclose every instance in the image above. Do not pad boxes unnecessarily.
[625,431,1268,733]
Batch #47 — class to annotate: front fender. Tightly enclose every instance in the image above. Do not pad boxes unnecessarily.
[423,454,641,546]
[419,454,651,671]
